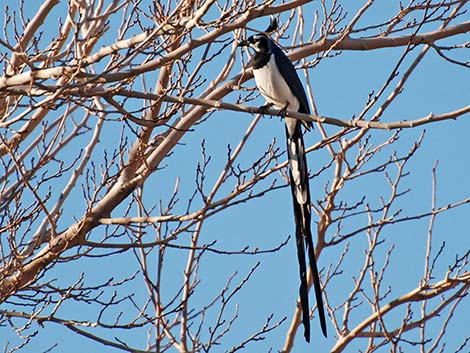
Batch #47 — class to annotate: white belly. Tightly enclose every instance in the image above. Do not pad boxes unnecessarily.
[253,56,300,112]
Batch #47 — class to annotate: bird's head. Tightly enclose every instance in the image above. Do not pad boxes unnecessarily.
[238,34,271,54]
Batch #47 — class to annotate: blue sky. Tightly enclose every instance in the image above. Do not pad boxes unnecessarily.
[1,1,469,352]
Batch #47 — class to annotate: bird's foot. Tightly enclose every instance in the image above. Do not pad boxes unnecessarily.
[279,103,289,117]
[259,103,272,116]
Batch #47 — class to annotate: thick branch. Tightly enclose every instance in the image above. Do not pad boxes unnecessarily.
[1,21,468,90]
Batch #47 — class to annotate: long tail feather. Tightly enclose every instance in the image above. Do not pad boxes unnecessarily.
[285,119,327,341]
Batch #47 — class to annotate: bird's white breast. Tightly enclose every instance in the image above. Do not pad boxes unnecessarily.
[253,55,300,113]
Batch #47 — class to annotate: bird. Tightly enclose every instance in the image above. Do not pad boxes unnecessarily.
[238,34,327,342]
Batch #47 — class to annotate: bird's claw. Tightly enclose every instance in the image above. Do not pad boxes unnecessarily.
[279,103,289,117]
[259,103,272,115]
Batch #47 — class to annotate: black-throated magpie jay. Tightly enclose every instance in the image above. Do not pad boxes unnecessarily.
[238,34,327,342]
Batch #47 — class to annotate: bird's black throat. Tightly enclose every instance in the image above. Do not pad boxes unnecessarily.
[252,51,271,70]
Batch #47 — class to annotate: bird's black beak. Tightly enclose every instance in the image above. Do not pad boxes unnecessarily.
[238,40,249,47]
